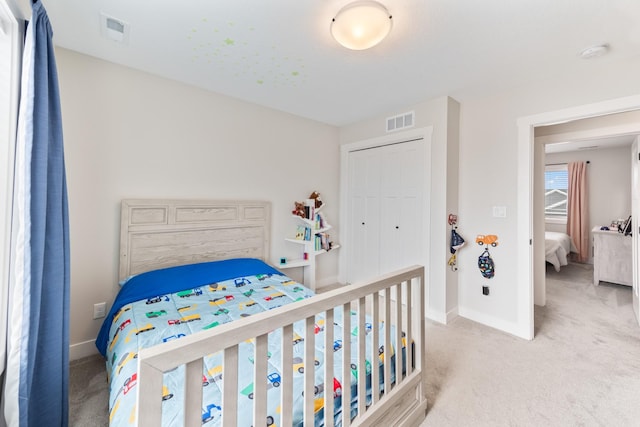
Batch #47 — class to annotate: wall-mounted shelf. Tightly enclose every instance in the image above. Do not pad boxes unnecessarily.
[279,201,338,290]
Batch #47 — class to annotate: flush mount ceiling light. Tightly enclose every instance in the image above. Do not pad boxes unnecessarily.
[330,1,392,50]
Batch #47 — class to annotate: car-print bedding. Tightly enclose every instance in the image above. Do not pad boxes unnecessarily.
[98,258,404,426]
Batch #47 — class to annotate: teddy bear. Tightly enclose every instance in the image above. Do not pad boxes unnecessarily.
[292,201,306,218]
[308,191,323,209]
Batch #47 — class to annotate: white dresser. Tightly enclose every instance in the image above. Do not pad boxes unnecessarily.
[592,227,632,287]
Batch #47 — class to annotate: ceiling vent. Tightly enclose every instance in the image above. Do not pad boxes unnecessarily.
[386,111,414,132]
[100,13,129,44]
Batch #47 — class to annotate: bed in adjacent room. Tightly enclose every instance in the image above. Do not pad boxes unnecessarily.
[545,231,576,272]
[98,199,426,427]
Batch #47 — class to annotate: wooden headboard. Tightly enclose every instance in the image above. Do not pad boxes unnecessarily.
[119,199,271,281]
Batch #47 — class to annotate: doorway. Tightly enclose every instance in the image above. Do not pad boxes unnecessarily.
[535,113,640,306]
[517,95,640,339]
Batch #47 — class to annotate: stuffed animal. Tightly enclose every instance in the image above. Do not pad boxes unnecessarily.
[292,201,306,218]
[308,191,323,209]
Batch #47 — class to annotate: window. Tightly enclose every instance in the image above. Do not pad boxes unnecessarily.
[545,164,568,223]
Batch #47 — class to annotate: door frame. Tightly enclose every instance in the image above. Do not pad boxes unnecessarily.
[517,95,640,339]
[338,126,433,286]
[632,139,639,325]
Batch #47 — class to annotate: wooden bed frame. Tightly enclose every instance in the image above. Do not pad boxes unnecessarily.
[119,199,427,427]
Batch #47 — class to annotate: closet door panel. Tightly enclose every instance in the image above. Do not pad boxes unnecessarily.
[398,141,424,268]
[400,141,425,194]
[348,149,381,283]
[399,195,422,267]
[379,145,401,274]
[379,141,424,274]
[379,195,401,274]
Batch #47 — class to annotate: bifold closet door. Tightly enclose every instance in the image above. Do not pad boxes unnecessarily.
[347,139,424,285]
[348,148,382,283]
[379,141,424,275]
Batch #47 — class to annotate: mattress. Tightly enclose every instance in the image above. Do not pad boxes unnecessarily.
[545,231,575,272]
[97,258,404,426]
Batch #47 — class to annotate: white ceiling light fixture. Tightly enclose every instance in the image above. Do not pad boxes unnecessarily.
[330,1,392,50]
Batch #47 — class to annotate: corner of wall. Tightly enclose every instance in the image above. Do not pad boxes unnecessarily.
[445,97,461,314]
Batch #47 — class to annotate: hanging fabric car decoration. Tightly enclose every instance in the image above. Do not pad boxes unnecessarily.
[450,229,465,253]
[447,214,466,271]
[448,229,466,271]
[476,234,498,279]
[477,248,495,279]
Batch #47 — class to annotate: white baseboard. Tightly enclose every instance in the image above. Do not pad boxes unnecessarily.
[426,309,447,324]
[316,276,340,288]
[69,339,100,361]
[446,307,459,323]
[458,305,528,339]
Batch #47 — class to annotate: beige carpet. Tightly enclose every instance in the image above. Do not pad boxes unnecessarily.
[420,262,640,426]
[69,262,640,426]
[69,352,109,426]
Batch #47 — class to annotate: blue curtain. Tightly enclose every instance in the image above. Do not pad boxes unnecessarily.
[12,1,70,425]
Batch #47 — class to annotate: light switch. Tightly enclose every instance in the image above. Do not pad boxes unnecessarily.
[493,206,507,218]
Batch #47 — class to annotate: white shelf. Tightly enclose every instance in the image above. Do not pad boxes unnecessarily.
[284,240,340,255]
[291,215,333,233]
[284,202,338,291]
[312,244,340,256]
[278,259,310,269]
[285,238,310,245]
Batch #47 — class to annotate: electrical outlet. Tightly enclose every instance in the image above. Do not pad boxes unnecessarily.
[93,302,107,319]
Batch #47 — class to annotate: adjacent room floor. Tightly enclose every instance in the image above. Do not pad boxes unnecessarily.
[70,262,640,426]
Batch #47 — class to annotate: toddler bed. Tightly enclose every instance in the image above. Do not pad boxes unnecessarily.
[98,199,427,427]
[545,231,577,272]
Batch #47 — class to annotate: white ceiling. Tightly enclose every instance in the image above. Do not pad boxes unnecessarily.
[39,0,640,126]
[545,134,636,154]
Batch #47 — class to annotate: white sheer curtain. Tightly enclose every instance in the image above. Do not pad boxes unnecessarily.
[0,4,23,427]
[0,0,23,382]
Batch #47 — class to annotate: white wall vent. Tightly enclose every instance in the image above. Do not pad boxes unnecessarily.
[386,111,415,132]
[100,13,130,44]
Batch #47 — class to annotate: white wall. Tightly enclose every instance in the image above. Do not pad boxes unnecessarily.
[456,57,640,335]
[59,44,640,355]
[338,61,640,334]
[545,146,632,261]
[56,48,341,359]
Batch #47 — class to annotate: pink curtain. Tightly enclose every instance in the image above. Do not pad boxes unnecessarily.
[567,162,589,262]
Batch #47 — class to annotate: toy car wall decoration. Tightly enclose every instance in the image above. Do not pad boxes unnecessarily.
[476,234,498,247]
[476,234,498,279]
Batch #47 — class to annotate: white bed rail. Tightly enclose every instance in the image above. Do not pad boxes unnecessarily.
[137,265,426,427]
